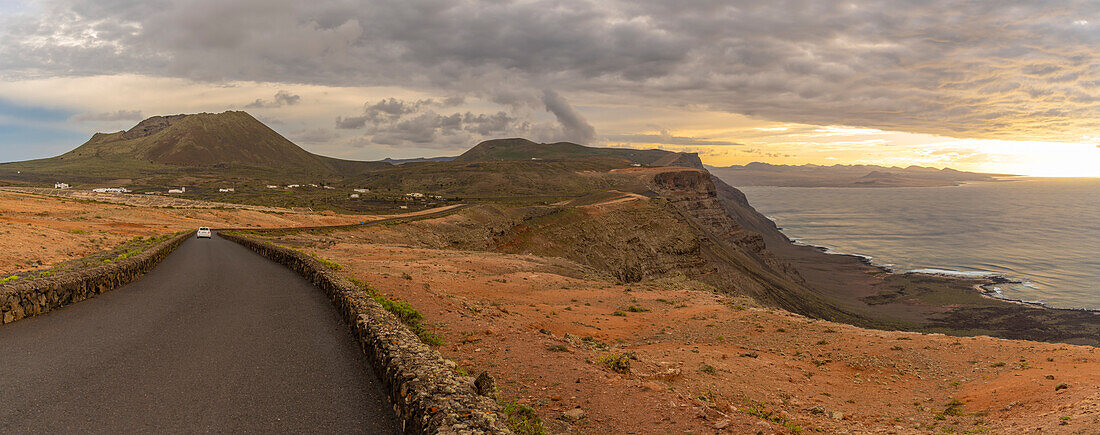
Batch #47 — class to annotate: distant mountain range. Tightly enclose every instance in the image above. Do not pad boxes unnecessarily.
[0,112,704,195]
[454,137,703,168]
[707,162,1016,188]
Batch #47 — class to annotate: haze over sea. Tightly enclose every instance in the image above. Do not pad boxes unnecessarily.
[738,178,1100,310]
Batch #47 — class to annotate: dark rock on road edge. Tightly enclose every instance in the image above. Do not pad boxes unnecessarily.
[0,231,193,325]
[221,232,511,435]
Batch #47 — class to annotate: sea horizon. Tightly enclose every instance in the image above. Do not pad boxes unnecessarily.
[737,177,1100,311]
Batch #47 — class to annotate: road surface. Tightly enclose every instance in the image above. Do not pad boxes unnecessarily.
[0,235,397,433]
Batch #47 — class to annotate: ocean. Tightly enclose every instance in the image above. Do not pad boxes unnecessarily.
[737,178,1100,310]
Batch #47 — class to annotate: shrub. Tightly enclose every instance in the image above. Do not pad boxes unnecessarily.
[497,399,546,435]
[599,353,632,374]
[0,275,20,284]
[943,398,965,416]
[348,277,441,345]
[626,305,650,313]
[742,402,803,433]
[314,256,342,270]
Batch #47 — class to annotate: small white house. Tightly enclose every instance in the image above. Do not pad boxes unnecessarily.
[349,193,360,199]
[266,185,279,189]
[53,182,70,189]
[286,184,300,188]
[353,188,370,193]
[218,188,235,193]
[323,185,335,190]
[406,192,425,198]
[167,187,185,194]
[308,184,319,188]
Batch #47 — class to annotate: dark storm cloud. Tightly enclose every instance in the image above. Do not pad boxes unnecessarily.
[244,90,301,108]
[5,1,1100,141]
[338,97,529,148]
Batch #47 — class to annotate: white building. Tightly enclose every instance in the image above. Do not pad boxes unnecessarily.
[353,188,370,193]
[218,188,235,193]
[92,187,130,193]
[349,193,360,199]
[406,192,425,198]
[323,185,335,190]
[286,184,300,188]
[267,185,279,189]
[167,187,186,194]
[53,183,70,189]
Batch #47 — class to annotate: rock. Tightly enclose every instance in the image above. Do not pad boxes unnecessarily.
[830,411,845,421]
[715,419,731,429]
[806,405,826,415]
[474,372,497,398]
[1055,382,1069,391]
[561,408,586,422]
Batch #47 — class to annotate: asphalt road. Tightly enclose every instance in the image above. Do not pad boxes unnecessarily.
[0,234,397,433]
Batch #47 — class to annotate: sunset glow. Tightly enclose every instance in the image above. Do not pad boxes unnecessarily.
[1,1,1098,177]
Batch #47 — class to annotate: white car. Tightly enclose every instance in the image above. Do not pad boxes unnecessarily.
[197,227,212,238]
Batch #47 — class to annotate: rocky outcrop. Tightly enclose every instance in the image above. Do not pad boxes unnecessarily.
[642,169,879,324]
[221,233,510,435]
[650,169,804,284]
[0,232,192,325]
[121,114,189,140]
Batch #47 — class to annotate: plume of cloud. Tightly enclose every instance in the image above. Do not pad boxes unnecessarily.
[540,90,596,144]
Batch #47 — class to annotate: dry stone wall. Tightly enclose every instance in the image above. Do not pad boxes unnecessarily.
[0,231,192,325]
[220,233,510,435]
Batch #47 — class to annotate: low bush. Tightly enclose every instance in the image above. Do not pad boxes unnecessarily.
[599,353,633,374]
[497,399,546,435]
[348,277,442,345]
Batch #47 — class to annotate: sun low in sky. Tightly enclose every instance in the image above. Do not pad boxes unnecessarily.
[1,1,1098,177]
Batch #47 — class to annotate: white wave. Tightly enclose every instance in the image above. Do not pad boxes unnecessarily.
[907,268,1000,278]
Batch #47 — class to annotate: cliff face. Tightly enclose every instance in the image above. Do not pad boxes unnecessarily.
[645,170,838,309]
[353,166,863,323]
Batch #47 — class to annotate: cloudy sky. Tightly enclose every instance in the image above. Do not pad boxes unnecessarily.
[1,0,1099,176]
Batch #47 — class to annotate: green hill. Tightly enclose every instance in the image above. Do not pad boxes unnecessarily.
[454,138,703,168]
[0,111,388,182]
[61,111,367,172]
